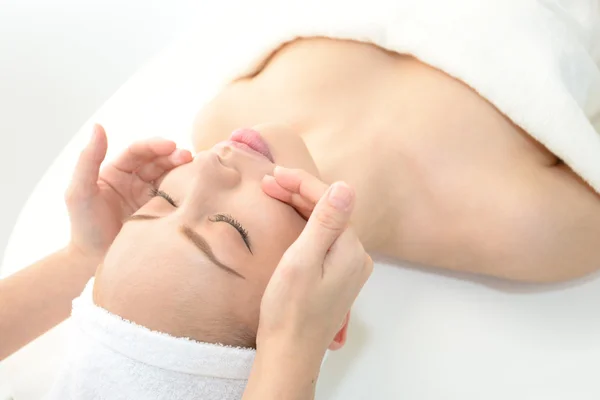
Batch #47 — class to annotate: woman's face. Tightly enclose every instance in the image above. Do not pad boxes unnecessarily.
[94,124,319,346]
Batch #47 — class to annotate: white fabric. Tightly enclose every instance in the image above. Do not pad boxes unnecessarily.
[2,1,600,399]
[43,279,254,400]
[217,0,600,193]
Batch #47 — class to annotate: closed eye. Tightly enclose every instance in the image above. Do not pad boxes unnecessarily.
[149,188,252,254]
[149,188,178,207]
[209,213,253,254]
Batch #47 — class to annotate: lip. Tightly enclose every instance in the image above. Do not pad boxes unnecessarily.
[221,140,271,161]
[229,128,274,162]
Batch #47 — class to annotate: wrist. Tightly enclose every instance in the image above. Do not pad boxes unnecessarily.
[64,243,102,277]
[257,324,330,360]
[256,333,326,375]
[245,336,324,400]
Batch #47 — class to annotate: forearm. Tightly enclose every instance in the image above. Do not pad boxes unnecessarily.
[243,338,325,400]
[0,246,98,360]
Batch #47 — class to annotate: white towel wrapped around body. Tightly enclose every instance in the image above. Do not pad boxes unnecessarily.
[214,0,600,192]
[29,1,600,398]
[43,279,255,400]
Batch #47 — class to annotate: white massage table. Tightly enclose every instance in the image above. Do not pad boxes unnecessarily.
[2,20,600,400]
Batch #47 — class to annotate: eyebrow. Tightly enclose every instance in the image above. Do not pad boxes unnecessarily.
[125,214,246,279]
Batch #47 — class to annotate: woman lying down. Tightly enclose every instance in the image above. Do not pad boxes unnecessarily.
[2,1,600,398]
[2,121,373,399]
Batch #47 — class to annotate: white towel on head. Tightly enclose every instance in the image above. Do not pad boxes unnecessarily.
[43,279,255,400]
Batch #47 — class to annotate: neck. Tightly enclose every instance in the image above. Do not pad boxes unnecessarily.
[298,118,403,255]
[193,37,421,256]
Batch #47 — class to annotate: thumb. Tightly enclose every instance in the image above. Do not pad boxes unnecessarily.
[67,124,108,199]
[293,181,355,262]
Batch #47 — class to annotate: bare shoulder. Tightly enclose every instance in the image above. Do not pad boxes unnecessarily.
[380,137,600,282]
[373,61,599,282]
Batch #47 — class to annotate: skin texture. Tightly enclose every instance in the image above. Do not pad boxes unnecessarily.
[96,37,600,347]
[243,181,372,400]
[0,127,192,360]
[93,128,321,346]
[4,35,597,399]
[194,37,600,282]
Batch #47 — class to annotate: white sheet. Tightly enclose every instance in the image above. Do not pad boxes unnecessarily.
[2,4,600,399]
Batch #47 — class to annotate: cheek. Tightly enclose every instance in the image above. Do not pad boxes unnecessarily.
[274,211,306,248]
[255,211,306,277]
[240,191,307,258]
[259,126,320,177]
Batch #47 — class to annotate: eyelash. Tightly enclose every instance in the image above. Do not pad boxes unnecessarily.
[150,188,252,252]
[209,213,252,251]
[149,188,178,207]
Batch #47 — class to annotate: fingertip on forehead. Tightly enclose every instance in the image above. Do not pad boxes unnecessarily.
[143,138,176,154]
[170,148,193,163]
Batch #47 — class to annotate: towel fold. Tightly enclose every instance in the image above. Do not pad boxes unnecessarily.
[215,0,600,192]
[43,279,255,400]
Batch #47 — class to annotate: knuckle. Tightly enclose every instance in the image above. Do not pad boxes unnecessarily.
[280,247,305,268]
[278,253,311,281]
[350,255,366,275]
[346,245,369,274]
[339,230,362,257]
[315,210,344,232]
[279,249,297,266]
[356,245,368,264]
[278,263,302,281]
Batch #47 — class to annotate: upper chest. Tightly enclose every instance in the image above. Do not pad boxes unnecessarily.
[193,37,557,182]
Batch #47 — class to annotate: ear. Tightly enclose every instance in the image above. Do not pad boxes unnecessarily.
[328,311,350,351]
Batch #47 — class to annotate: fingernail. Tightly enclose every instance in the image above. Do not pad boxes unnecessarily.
[263,174,276,183]
[328,182,352,211]
[179,149,192,162]
[274,165,284,175]
[169,149,186,163]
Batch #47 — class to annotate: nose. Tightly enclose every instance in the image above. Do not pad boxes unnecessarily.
[193,148,241,189]
[216,145,235,165]
[179,150,240,220]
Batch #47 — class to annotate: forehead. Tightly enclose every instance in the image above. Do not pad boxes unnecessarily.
[150,155,307,264]
[159,161,195,185]
[158,157,303,222]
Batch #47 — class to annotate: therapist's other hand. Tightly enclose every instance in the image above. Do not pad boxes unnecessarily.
[65,124,192,261]
[258,179,373,359]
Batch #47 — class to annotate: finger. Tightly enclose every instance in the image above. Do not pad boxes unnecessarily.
[262,175,292,201]
[321,228,373,303]
[292,181,355,262]
[325,225,369,277]
[262,176,315,219]
[273,166,329,206]
[111,138,177,173]
[67,124,108,199]
[135,148,193,182]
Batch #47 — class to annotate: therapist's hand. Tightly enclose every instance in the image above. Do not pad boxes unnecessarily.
[65,124,192,262]
[244,174,372,400]
[262,166,330,220]
[258,173,373,358]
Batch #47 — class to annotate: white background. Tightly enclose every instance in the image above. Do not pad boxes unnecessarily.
[0,0,202,266]
[1,2,600,400]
